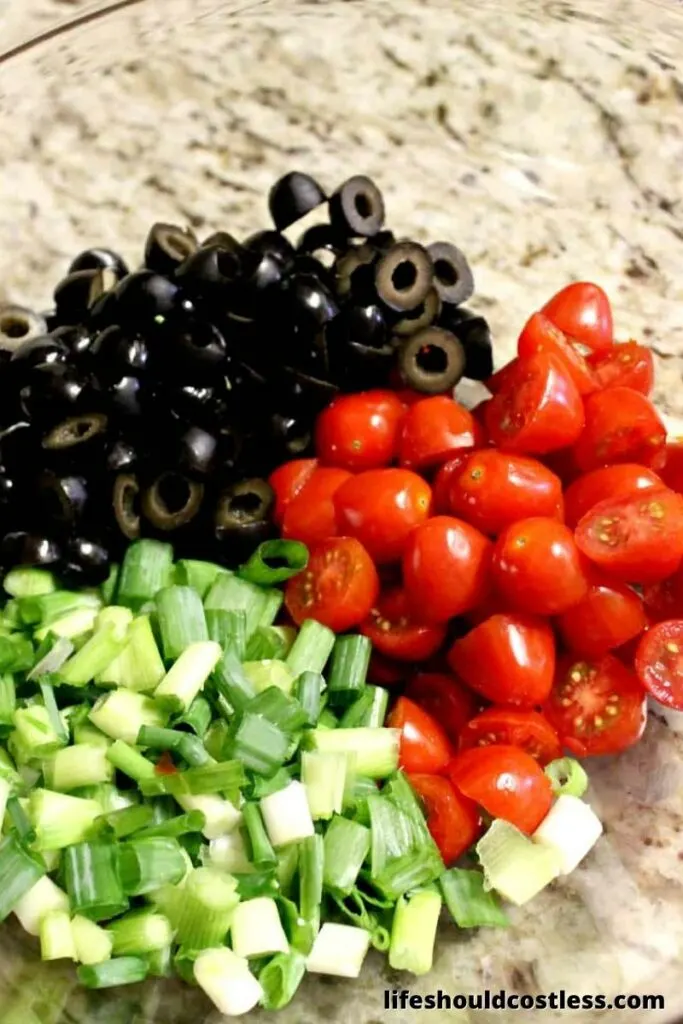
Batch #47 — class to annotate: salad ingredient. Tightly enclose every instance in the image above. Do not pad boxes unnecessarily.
[408,774,482,865]
[360,588,447,662]
[333,468,431,563]
[476,819,562,906]
[387,697,453,774]
[517,313,597,396]
[281,467,351,547]
[194,946,263,1017]
[388,885,442,975]
[404,672,478,742]
[531,794,603,874]
[544,757,589,798]
[305,922,371,978]
[449,745,553,834]
[541,282,613,353]
[563,462,663,528]
[284,537,379,631]
[635,620,683,709]
[571,386,666,472]
[458,707,561,765]
[557,581,647,658]
[588,340,654,395]
[314,391,405,471]
[439,867,508,928]
[268,459,318,526]
[398,395,477,470]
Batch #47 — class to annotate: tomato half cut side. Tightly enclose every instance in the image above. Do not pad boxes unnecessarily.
[557,581,647,658]
[314,390,406,471]
[544,654,647,756]
[588,341,654,395]
[458,707,562,765]
[563,463,663,529]
[571,387,666,473]
[518,312,598,396]
[448,745,553,834]
[285,537,379,632]
[541,281,614,353]
[635,620,683,710]
[269,458,319,526]
[387,696,454,774]
[408,773,482,865]
[281,467,352,547]
[333,468,432,564]
[405,671,479,742]
[360,587,447,662]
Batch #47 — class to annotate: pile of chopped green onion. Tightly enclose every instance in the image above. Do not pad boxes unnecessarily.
[0,538,516,1014]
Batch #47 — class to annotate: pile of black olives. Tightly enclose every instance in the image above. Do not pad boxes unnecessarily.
[0,172,493,581]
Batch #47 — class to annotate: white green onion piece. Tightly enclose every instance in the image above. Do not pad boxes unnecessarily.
[205,832,254,875]
[89,689,167,745]
[231,896,289,958]
[4,567,56,599]
[0,776,10,828]
[476,819,562,906]
[194,947,263,1017]
[40,909,76,961]
[96,605,133,640]
[389,886,442,975]
[107,910,174,955]
[72,914,114,965]
[50,744,115,791]
[309,727,400,779]
[176,793,242,839]
[98,615,166,692]
[154,641,222,711]
[242,659,295,696]
[301,750,346,821]
[13,705,67,758]
[28,789,102,851]
[13,875,69,936]
[260,781,314,848]
[305,922,371,978]
[35,607,99,641]
[531,794,603,874]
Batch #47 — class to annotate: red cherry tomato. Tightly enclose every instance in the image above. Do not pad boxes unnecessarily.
[491,517,589,615]
[402,515,492,624]
[658,440,683,494]
[367,651,406,687]
[635,620,683,710]
[588,341,654,395]
[333,468,431,564]
[432,454,472,514]
[387,696,454,774]
[314,390,405,471]
[360,587,447,662]
[281,467,351,547]
[571,387,666,473]
[541,281,614,353]
[643,564,683,623]
[448,450,563,536]
[485,358,519,395]
[544,653,647,756]
[284,537,379,632]
[557,581,647,658]
[563,463,663,528]
[575,488,683,584]
[398,396,477,470]
[155,751,177,775]
[518,312,598,396]
[484,352,585,455]
[458,707,562,765]
[405,671,479,742]
[447,613,556,707]
[268,458,318,526]
[448,745,553,834]
[408,774,482,865]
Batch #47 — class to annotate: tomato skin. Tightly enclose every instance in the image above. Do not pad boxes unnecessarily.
[269,459,318,526]
[360,587,447,662]
[588,341,654,395]
[398,396,477,471]
[333,468,431,564]
[281,467,351,547]
[432,454,472,514]
[405,672,479,742]
[458,707,562,765]
[557,581,647,658]
[314,390,405,472]
[658,440,683,495]
[367,651,406,687]
[541,282,614,353]
[408,773,482,865]
[155,751,178,775]
[448,450,563,536]
[402,515,492,624]
[544,653,647,756]
[643,564,683,623]
[563,463,663,528]
[486,358,519,395]
[518,312,598,396]
[491,517,590,615]
[285,537,379,632]
[447,613,556,707]
[575,488,683,585]
[448,745,553,834]
[387,696,454,774]
[635,620,683,710]
[485,352,585,455]
[571,387,666,473]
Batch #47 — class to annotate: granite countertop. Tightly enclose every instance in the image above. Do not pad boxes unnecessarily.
[0,1,683,1022]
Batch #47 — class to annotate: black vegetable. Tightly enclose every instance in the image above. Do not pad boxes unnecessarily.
[393,288,442,337]
[397,326,466,393]
[10,335,69,370]
[1,531,62,568]
[214,478,275,563]
[19,363,94,425]
[439,305,494,381]
[427,242,475,306]
[68,247,129,280]
[51,324,96,360]
[144,223,198,276]
[375,241,434,312]
[142,472,204,532]
[329,175,385,238]
[333,243,377,299]
[106,438,137,475]
[53,269,118,326]
[176,425,218,476]
[326,302,388,351]
[112,473,141,541]
[90,325,150,379]
[268,172,326,231]
[0,306,48,353]
[163,318,228,382]
[113,271,181,325]
[41,413,109,465]
[35,471,89,531]
[65,536,111,585]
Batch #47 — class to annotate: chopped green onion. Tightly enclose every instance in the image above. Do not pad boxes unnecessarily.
[258,950,306,1010]
[6,795,35,841]
[388,885,442,975]
[70,706,110,748]
[155,641,222,712]
[117,540,174,610]
[174,559,226,599]
[326,635,371,707]
[59,625,126,686]
[228,711,289,776]
[28,637,74,680]
[301,750,346,820]
[206,608,247,657]
[39,681,69,746]
[64,841,129,920]
[260,780,314,848]
[212,648,256,713]
[476,819,562,906]
[35,607,98,641]
[232,895,290,959]
[309,727,399,778]
[294,671,323,726]
[343,774,377,825]
[373,847,445,901]
[106,740,156,783]
[194,947,263,1017]
[96,605,133,639]
[153,867,239,948]
[306,921,371,978]
[4,567,56,599]
[285,619,335,678]
[146,945,173,977]
[13,874,68,935]
[248,766,292,800]
[205,573,281,637]
[276,843,299,897]
[175,695,212,737]
[317,707,338,730]
[206,831,254,875]
[89,689,168,745]
[98,615,166,692]
[107,909,174,955]
[20,589,100,627]
[0,746,19,785]
[100,563,119,605]
[322,815,370,894]
[175,793,241,839]
[246,686,309,735]
[40,909,76,960]
[155,585,208,661]
[242,801,276,867]
[299,832,323,929]
[339,686,389,729]
[77,956,149,989]
[531,793,602,874]
[238,539,308,586]
[439,868,509,928]
[245,625,288,661]
[29,789,101,850]
[13,704,66,759]
[136,809,206,840]
[141,760,245,799]
[234,869,279,901]
[0,833,45,921]
[0,775,9,825]
[138,724,213,767]
[50,744,115,791]
[71,915,114,965]
[242,659,294,696]
[77,782,136,815]
[0,673,15,727]
[544,756,589,798]
[95,804,155,840]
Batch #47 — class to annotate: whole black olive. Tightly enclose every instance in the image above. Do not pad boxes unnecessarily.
[427,242,475,306]
[69,247,129,281]
[176,425,218,476]
[53,268,119,326]
[326,302,388,350]
[439,305,493,381]
[106,438,137,475]
[329,175,386,238]
[19,363,94,425]
[113,271,181,326]
[10,335,69,370]
[201,231,242,253]
[51,324,96,360]
[112,473,141,541]
[214,478,276,563]
[162,319,228,382]
[375,241,434,312]
[35,471,89,531]
[0,305,48,353]
[142,472,204,532]
[90,325,150,379]
[65,536,111,586]
[393,288,442,337]
[397,326,466,394]
[41,413,109,466]
[0,422,41,476]
[144,222,198,277]
[1,531,62,569]
[333,243,377,299]
[268,172,327,231]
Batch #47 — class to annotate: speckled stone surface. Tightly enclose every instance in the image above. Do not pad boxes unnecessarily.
[0,2,683,1022]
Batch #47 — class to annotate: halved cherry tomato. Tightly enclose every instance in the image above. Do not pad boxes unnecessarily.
[491,517,589,615]
[458,707,562,765]
[635,620,683,710]
[486,358,519,395]
[402,515,491,624]
[447,613,555,707]
[541,446,583,487]
[367,651,406,687]
[563,463,663,528]
[387,696,454,774]
[448,745,553,834]
[269,458,318,526]
[588,341,654,395]
[155,751,177,775]
[405,672,479,742]
[408,774,482,865]
[448,450,563,536]
[574,488,683,584]
[314,390,405,471]
[518,312,598,396]
[541,282,613,353]
[360,587,447,661]
[571,387,666,473]
[484,352,585,454]
[281,467,351,547]
[557,581,647,658]
[432,454,473,514]
[544,653,647,756]
[464,590,512,627]
[643,564,683,623]
[333,468,431,564]
[658,440,683,494]
[398,396,477,470]
[285,537,379,632]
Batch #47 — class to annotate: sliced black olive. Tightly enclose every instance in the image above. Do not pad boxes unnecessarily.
[326,302,388,351]
[42,412,108,454]
[290,254,336,290]
[215,423,245,476]
[142,472,204,532]
[113,271,180,325]
[279,274,339,333]
[333,243,377,298]
[268,172,326,231]
[269,412,314,459]
[10,335,69,370]
[105,375,147,419]
[176,425,218,476]
[427,242,475,306]
[65,536,111,585]
[0,467,15,511]
[163,319,228,382]
[19,363,94,425]
[167,383,218,427]
[144,222,198,276]
[243,230,295,266]
[113,473,141,540]
[90,325,150,379]
[439,305,494,381]
[0,422,40,475]
[375,241,434,312]
[280,366,340,413]
[35,471,89,529]
[393,287,442,337]
[51,324,95,360]
[1,531,62,569]
[201,230,242,253]
[342,340,395,390]
[106,438,137,475]
[53,268,119,326]
[297,224,345,267]
[373,229,396,251]
[329,175,385,238]
[0,306,48,353]
[214,479,275,561]
[397,326,466,394]
[69,247,129,280]
[88,288,120,332]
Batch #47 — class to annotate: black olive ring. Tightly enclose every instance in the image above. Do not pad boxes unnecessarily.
[392,287,442,337]
[397,326,466,394]
[142,472,204,532]
[375,241,433,312]
[329,175,386,238]
[0,305,48,352]
[427,241,475,306]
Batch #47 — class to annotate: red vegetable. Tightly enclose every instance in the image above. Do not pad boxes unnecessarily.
[387,696,453,774]
[557,581,647,658]
[281,467,351,547]
[408,773,482,865]
[269,458,318,526]
[588,341,654,395]
[563,463,663,529]
[541,281,613,353]
[405,671,479,742]
[518,312,597,396]
[458,707,562,765]
[284,537,378,632]
[571,387,666,473]
[360,587,446,662]
[635,620,683,710]
[314,390,405,471]
[448,745,553,834]
[398,395,477,470]
[333,468,431,564]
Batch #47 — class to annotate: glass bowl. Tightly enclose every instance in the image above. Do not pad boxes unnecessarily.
[1,1,683,1021]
